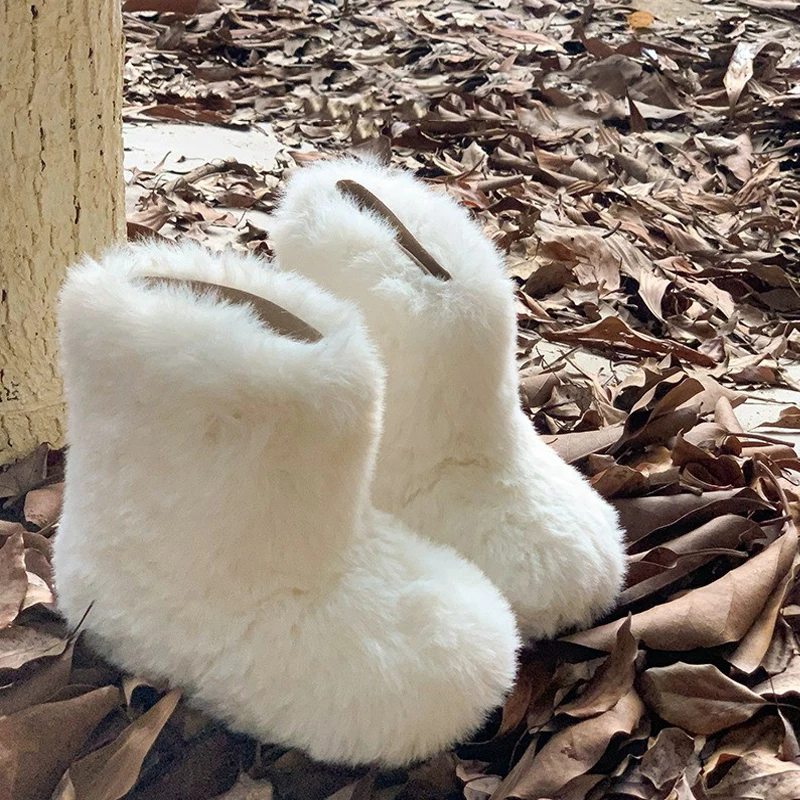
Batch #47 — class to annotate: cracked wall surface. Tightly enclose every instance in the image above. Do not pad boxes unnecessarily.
[0,0,124,465]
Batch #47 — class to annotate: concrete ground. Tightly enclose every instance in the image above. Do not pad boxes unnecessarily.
[628,0,745,26]
[124,121,284,243]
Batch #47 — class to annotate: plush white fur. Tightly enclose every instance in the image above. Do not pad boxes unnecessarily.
[53,240,520,767]
[270,159,627,641]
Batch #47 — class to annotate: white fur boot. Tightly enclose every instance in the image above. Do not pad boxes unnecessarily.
[53,240,520,767]
[270,159,627,641]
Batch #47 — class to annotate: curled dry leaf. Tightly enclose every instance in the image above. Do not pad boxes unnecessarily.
[22,571,55,610]
[0,686,119,800]
[543,424,624,463]
[566,527,797,651]
[614,487,771,546]
[541,317,717,368]
[0,533,28,627]
[496,657,556,737]
[127,222,170,244]
[519,372,560,409]
[704,714,784,775]
[639,663,766,734]
[729,562,796,673]
[637,727,696,791]
[705,752,800,798]
[23,481,63,529]
[493,688,644,799]
[754,653,800,700]
[0,443,49,503]
[760,406,800,429]
[0,642,75,716]
[619,514,761,607]
[558,616,638,719]
[0,625,69,671]
[725,42,758,112]
[122,0,220,10]
[52,689,181,800]
[612,375,705,453]
[611,726,697,798]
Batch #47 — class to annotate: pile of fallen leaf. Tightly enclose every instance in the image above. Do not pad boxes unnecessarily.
[2,382,800,799]
[4,0,800,797]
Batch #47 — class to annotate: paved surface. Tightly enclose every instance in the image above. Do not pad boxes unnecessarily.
[628,0,708,24]
[124,121,283,239]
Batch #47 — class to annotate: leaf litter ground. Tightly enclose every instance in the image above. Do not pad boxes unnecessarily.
[5,0,800,797]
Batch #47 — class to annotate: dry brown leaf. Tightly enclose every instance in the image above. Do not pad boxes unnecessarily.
[704,714,784,775]
[760,406,800,429]
[519,372,559,409]
[638,727,695,791]
[0,520,25,536]
[126,201,171,234]
[327,770,378,800]
[463,775,502,800]
[627,93,648,135]
[612,725,696,798]
[723,41,779,114]
[559,616,638,719]
[737,0,800,8]
[493,688,644,799]
[138,104,229,125]
[0,686,119,800]
[129,726,242,800]
[612,375,705,453]
[0,625,69,670]
[639,663,765,734]
[400,753,461,800]
[566,527,797,651]
[23,481,63,529]
[589,464,648,498]
[0,443,49,502]
[25,545,53,586]
[127,222,169,243]
[729,561,796,673]
[705,752,800,798]
[754,654,800,699]
[497,657,556,737]
[620,514,760,607]
[543,424,624,463]
[122,0,219,13]
[487,26,564,50]
[614,487,770,545]
[541,317,716,367]
[54,689,181,800]
[0,642,75,716]
[0,533,28,626]
[21,571,55,610]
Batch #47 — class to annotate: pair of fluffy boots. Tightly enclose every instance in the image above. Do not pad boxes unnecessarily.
[54,159,626,767]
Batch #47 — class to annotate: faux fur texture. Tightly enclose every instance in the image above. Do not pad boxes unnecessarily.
[53,240,520,767]
[271,159,627,641]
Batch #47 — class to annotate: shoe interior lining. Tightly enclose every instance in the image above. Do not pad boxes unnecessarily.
[335,179,452,282]
[140,276,323,343]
